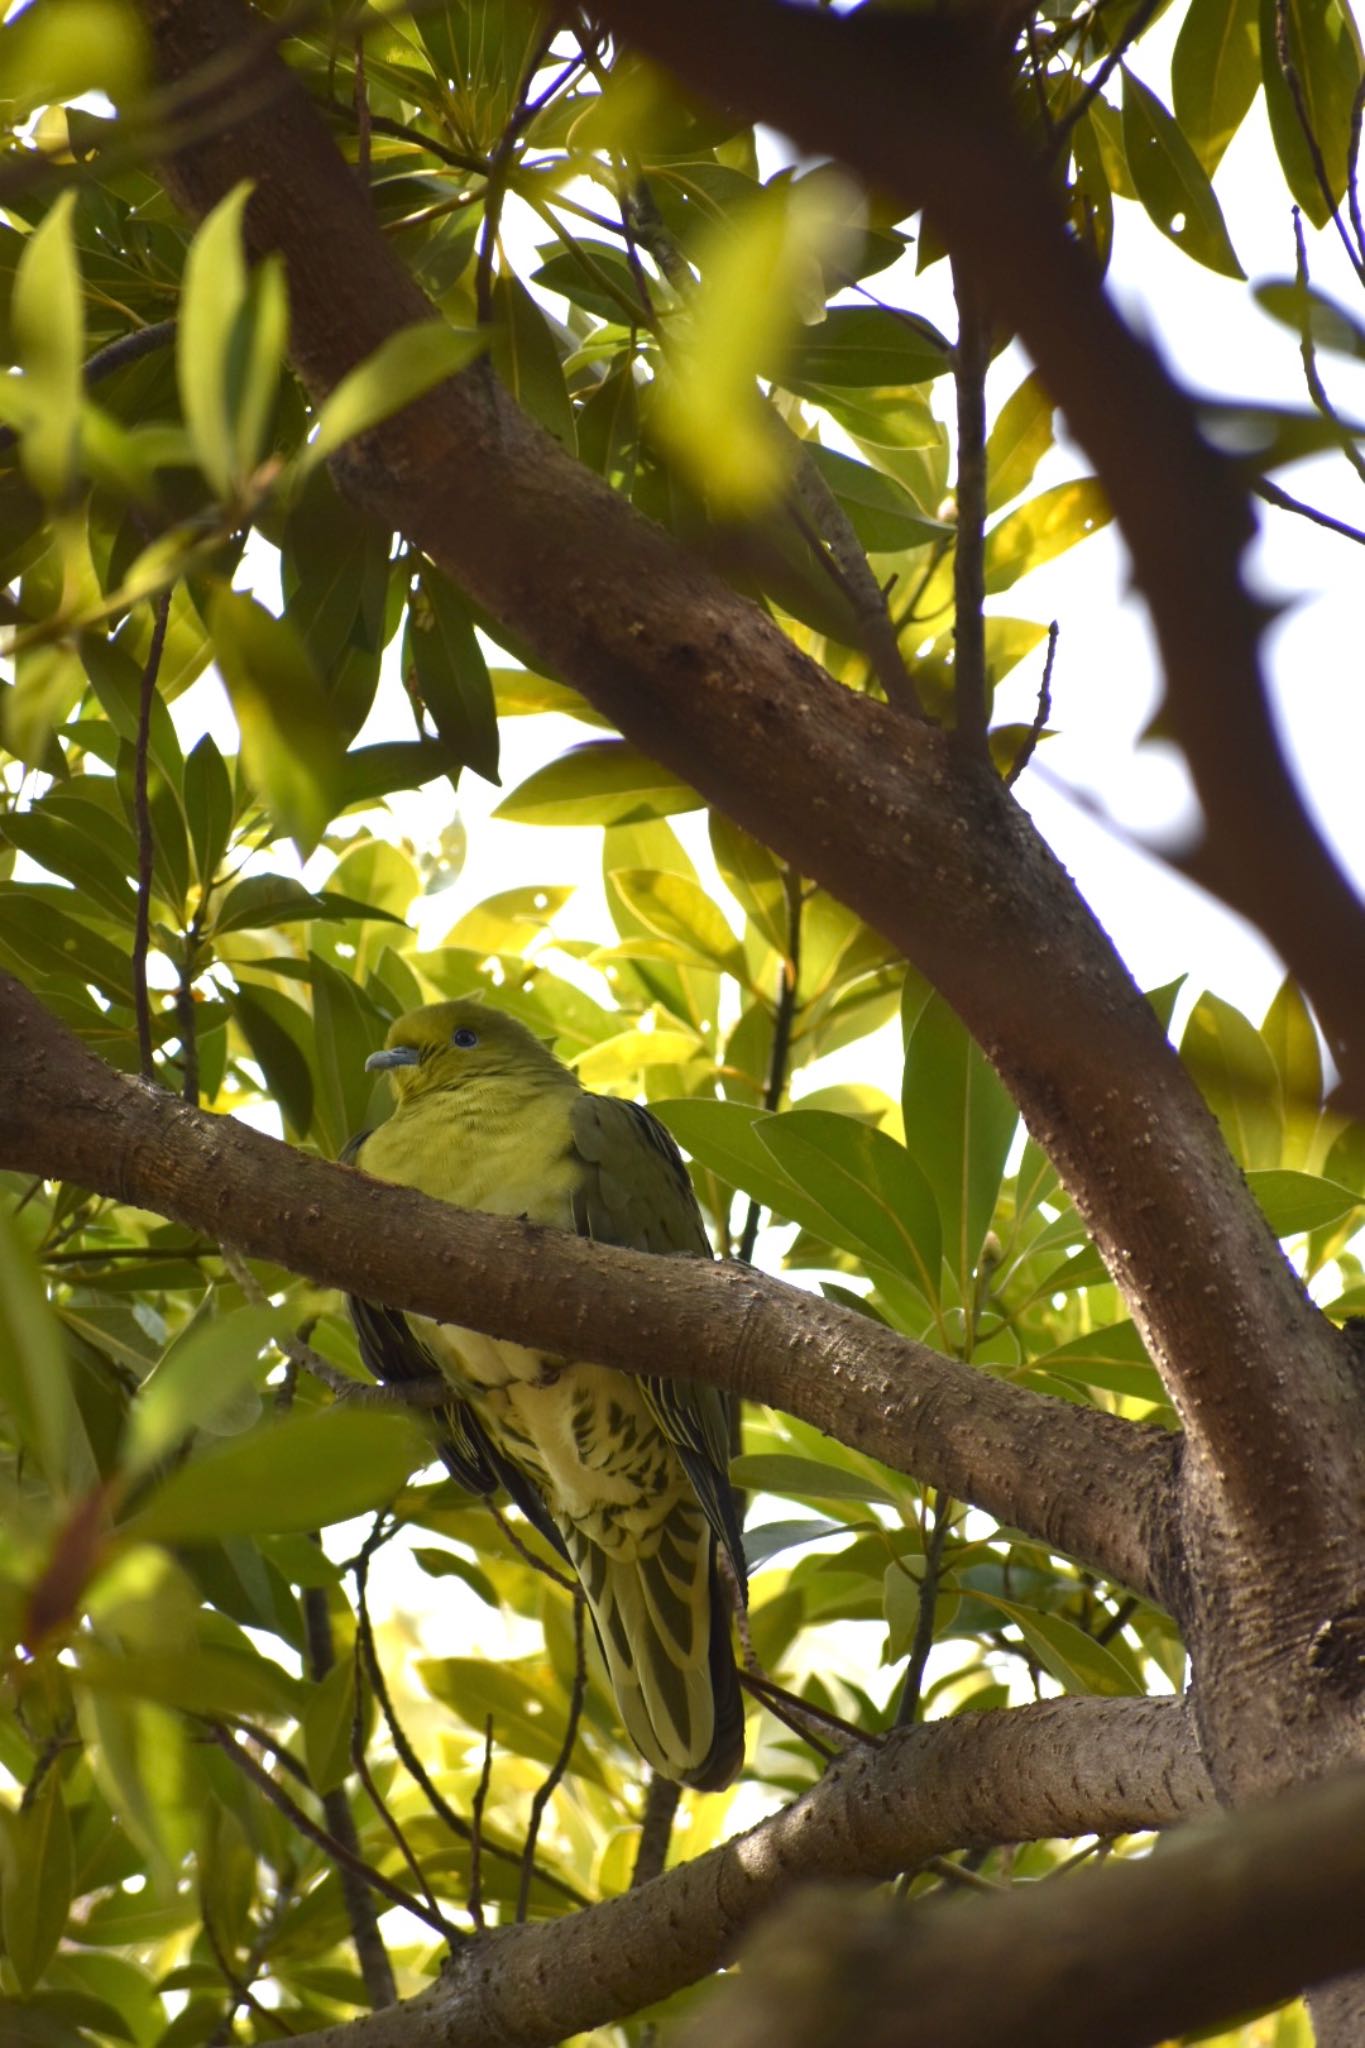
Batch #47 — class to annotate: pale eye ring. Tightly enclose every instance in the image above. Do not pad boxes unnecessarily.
[452,1026,479,1049]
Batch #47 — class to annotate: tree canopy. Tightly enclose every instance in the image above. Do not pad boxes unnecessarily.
[2,1,1365,2045]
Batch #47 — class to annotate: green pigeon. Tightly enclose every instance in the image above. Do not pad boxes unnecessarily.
[344,999,746,1790]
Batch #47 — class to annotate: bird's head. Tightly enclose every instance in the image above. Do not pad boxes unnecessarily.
[364,999,571,1101]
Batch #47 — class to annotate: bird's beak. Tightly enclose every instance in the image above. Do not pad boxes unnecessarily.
[365,1046,421,1071]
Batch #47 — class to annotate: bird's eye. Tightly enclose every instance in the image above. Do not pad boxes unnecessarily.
[452,1027,479,1049]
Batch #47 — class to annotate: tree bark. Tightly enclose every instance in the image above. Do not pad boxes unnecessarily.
[671,1765,1365,2048]
[277,1697,1210,2048]
[0,970,1173,1601]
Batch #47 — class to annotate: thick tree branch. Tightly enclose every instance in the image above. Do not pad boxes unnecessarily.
[679,1764,1365,2048]
[134,0,1359,1550]
[595,0,1365,1109]
[280,1696,1210,2048]
[0,970,1173,1602]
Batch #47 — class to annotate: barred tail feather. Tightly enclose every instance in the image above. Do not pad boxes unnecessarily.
[565,1510,743,1792]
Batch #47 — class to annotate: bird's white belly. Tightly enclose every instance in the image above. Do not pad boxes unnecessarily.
[419,1319,676,1547]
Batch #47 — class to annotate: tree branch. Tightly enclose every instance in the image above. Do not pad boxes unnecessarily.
[675,1764,1365,2048]
[279,1696,1210,2048]
[133,0,1359,1547]
[593,0,1365,1111]
[0,969,1173,1603]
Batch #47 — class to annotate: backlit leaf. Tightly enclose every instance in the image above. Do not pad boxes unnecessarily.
[1173,0,1262,174]
[495,740,700,827]
[207,589,344,856]
[1122,67,1245,277]
[123,1409,425,1544]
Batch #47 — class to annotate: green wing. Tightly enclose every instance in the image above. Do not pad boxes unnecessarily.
[569,1093,746,1594]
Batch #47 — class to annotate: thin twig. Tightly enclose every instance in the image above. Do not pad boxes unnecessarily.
[0,322,178,457]
[489,1501,577,1593]
[1349,76,1365,264]
[302,1588,398,2007]
[475,36,574,321]
[347,1656,457,1940]
[467,1717,495,1933]
[517,1595,586,1922]
[351,1533,590,1907]
[894,1490,954,1726]
[630,1772,682,1889]
[784,436,927,720]
[1275,0,1365,284]
[950,252,989,753]
[924,1852,1006,1894]
[204,1872,297,2048]
[1253,475,1365,547]
[1006,619,1059,787]
[132,592,171,1081]
[1049,0,1163,151]
[1292,211,1365,487]
[208,1722,450,1939]
[1095,1594,1139,1648]
[202,1907,297,2039]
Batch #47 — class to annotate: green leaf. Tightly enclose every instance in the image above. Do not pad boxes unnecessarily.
[122,1303,287,1478]
[756,1110,943,1301]
[1181,990,1281,1168]
[1261,0,1364,227]
[1028,1321,1170,1403]
[1254,278,1365,360]
[983,479,1111,593]
[0,0,143,119]
[225,985,315,1139]
[75,1642,302,1720]
[709,814,790,956]
[1262,977,1327,1170]
[184,735,235,891]
[729,1452,901,1508]
[0,1211,95,1497]
[303,1656,356,1795]
[12,192,83,499]
[608,868,746,979]
[883,1560,922,1662]
[301,322,487,475]
[494,740,700,828]
[441,885,573,955]
[780,305,952,390]
[655,1097,849,1244]
[986,371,1055,513]
[532,239,651,326]
[411,1546,499,1606]
[743,1517,847,1569]
[419,1656,604,1782]
[574,1025,704,1087]
[1121,66,1245,277]
[1247,1169,1360,1236]
[490,274,575,452]
[123,1408,425,1543]
[406,569,500,784]
[803,444,952,552]
[207,588,345,857]
[1,1769,73,1991]
[901,976,1017,1287]
[309,953,386,1156]
[974,1593,1142,1696]
[1172,0,1263,174]
[177,183,251,497]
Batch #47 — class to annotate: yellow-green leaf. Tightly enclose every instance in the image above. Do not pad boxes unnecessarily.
[207,588,344,856]
[12,193,83,499]
[1121,66,1245,278]
[302,321,487,476]
[1,1769,73,1991]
